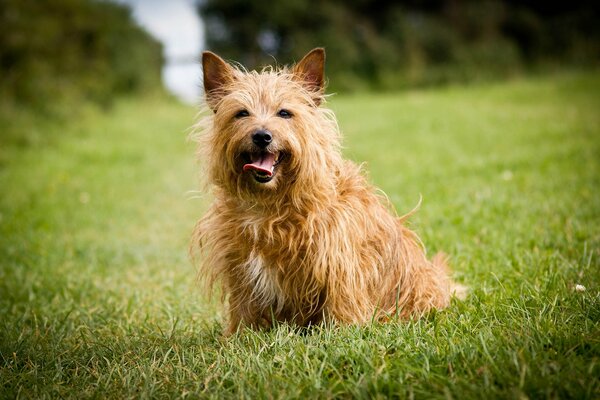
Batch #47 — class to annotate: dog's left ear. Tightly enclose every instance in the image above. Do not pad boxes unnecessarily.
[293,48,325,104]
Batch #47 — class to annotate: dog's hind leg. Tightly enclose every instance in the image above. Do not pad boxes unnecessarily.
[398,252,465,316]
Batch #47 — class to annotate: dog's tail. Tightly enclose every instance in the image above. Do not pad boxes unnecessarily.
[431,252,468,300]
[397,194,422,222]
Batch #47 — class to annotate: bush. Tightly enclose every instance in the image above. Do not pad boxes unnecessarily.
[0,0,164,113]
[197,0,600,92]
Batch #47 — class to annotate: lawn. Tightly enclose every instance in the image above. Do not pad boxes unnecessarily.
[1,72,599,398]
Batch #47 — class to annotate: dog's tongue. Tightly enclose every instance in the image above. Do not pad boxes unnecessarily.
[243,152,275,176]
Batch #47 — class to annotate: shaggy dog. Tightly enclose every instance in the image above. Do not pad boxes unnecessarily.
[192,48,464,335]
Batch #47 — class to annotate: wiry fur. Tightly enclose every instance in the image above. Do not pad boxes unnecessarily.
[192,49,464,335]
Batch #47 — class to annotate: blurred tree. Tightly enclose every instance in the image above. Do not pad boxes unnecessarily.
[0,0,164,112]
[197,0,599,91]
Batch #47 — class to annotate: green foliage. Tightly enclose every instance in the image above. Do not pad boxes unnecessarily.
[0,72,599,397]
[198,0,600,91]
[0,0,164,113]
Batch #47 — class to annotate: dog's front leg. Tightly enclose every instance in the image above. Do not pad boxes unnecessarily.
[224,292,272,336]
[224,309,273,336]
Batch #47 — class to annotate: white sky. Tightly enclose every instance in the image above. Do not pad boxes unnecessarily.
[115,0,204,103]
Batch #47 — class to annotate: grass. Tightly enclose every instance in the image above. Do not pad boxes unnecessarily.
[1,72,599,398]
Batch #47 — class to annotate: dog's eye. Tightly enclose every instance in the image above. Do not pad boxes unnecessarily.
[235,109,250,119]
[277,109,292,119]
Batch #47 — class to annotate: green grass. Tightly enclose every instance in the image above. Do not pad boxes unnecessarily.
[1,72,599,398]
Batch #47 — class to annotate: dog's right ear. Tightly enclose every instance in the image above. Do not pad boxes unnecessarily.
[202,51,234,111]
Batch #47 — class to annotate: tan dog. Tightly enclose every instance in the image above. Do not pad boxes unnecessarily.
[193,48,464,335]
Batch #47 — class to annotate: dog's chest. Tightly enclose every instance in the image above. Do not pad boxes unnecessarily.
[243,254,285,310]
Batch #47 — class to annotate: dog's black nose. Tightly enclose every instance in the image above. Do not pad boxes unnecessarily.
[252,130,272,148]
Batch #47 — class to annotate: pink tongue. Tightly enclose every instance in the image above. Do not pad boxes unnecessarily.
[243,153,275,176]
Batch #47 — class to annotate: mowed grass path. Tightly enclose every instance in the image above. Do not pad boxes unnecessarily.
[1,73,599,398]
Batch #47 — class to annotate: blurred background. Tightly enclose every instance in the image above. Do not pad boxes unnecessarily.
[0,0,599,147]
[198,0,599,92]
[1,3,599,396]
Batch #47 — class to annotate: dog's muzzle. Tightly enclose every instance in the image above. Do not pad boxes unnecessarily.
[242,150,282,183]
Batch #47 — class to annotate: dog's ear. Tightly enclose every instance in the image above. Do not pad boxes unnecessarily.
[202,51,234,111]
[293,48,325,104]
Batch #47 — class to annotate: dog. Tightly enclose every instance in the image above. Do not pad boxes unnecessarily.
[192,48,464,335]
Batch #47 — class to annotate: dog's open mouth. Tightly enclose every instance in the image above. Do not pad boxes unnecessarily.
[242,151,282,183]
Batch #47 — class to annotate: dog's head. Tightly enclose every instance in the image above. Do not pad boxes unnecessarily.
[198,48,342,203]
